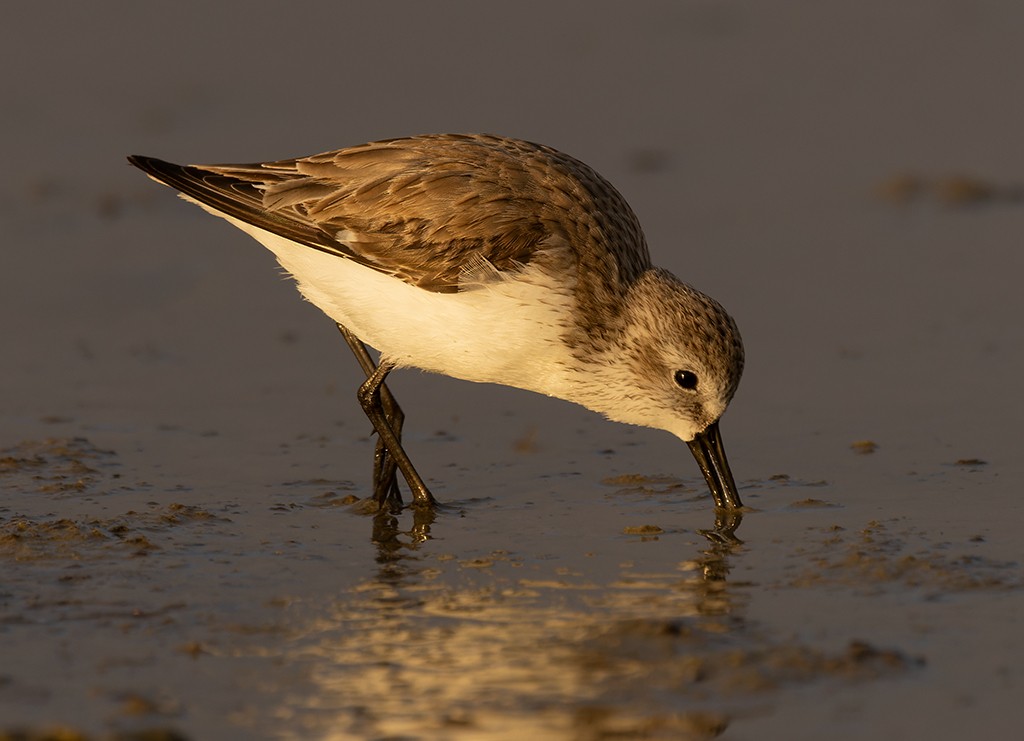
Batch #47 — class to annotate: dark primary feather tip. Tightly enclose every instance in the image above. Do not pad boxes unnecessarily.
[127,154,177,182]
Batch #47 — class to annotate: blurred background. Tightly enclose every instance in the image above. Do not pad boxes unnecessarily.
[4,1,1022,478]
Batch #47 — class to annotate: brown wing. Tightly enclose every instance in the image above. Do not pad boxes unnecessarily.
[129,134,650,294]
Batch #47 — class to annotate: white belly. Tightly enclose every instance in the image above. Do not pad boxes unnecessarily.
[217,214,579,399]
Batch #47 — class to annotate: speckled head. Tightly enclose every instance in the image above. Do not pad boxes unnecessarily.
[572,266,744,508]
[584,267,744,441]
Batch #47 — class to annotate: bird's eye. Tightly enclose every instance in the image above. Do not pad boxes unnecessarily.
[674,370,698,390]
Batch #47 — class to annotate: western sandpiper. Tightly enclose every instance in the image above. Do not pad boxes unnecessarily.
[129,134,744,510]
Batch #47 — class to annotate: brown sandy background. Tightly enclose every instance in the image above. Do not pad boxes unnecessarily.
[2,2,1022,739]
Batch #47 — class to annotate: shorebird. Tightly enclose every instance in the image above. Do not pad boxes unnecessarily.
[129,134,744,511]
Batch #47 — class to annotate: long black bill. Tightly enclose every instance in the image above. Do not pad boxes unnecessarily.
[686,420,743,509]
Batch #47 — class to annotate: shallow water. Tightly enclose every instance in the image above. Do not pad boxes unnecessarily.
[2,434,1018,740]
[3,2,1024,739]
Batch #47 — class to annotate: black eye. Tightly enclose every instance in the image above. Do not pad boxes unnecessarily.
[674,370,698,390]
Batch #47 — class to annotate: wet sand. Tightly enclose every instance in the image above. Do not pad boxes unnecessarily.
[2,2,1023,739]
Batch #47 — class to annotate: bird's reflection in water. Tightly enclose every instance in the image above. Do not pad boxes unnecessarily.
[371,504,437,557]
[294,502,746,739]
[696,510,743,602]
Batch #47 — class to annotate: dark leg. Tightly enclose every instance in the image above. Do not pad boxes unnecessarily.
[336,324,436,509]
[336,324,403,505]
[372,398,404,504]
[357,358,437,508]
